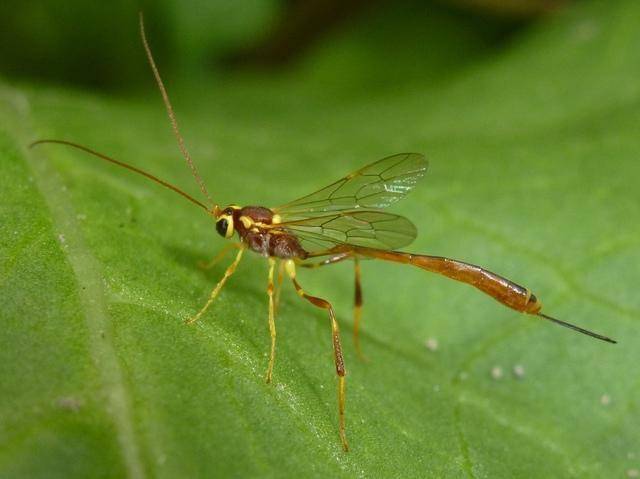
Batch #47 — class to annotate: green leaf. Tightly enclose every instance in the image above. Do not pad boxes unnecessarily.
[2,2,639,477]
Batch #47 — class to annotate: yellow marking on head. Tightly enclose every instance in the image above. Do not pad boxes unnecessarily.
[239,215,253,229]
[272,214,282,224]
[230,205,241,210]
[216,214,235,238]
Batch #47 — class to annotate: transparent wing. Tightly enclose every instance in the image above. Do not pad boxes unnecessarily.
[275,210,417,252]
[273,153,427,217]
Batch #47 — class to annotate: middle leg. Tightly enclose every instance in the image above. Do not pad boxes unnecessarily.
[265,257,277,383]
[274,260,285,316]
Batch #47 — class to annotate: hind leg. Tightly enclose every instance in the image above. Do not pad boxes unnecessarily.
[353,257,365,360]
[285,259,349,451]
[300,253,366,359]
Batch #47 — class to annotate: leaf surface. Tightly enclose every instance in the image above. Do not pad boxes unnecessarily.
[1,2,639,477]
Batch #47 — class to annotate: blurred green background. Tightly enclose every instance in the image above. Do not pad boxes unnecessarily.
[1,1,639,478]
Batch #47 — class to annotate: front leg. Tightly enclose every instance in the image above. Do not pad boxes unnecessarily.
[186,247,244,325]
[197,242,241,270]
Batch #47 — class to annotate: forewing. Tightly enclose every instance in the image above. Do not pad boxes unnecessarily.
[274,153,427,217]
[277,210,417,252]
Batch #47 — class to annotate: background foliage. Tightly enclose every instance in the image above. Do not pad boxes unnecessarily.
[1,1,639,477]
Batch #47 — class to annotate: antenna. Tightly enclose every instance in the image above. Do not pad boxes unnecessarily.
[30,139,210,212]
[537,312,617,344]
[138,12,215,209]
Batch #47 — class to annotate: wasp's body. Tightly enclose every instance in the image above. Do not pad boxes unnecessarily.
[217,205,307,259]
[31,13,615,453]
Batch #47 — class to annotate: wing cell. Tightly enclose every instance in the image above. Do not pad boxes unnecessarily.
[274,153,427,217]
[277,210,417,252]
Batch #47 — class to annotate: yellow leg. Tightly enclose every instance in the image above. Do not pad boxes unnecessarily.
[353,257,366,360]
[274,260,285,316]
[265,257,277,383]
[198,242,240,270]
[300,253,366,360]
[284,260,349,452]
[186,247,244,325]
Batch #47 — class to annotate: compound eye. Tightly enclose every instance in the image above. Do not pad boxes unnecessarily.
[216,218,229,237]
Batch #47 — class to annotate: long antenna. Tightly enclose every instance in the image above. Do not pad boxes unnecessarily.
[30,139,210,212]
[138,12,215,208]
[537,312,617,344]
